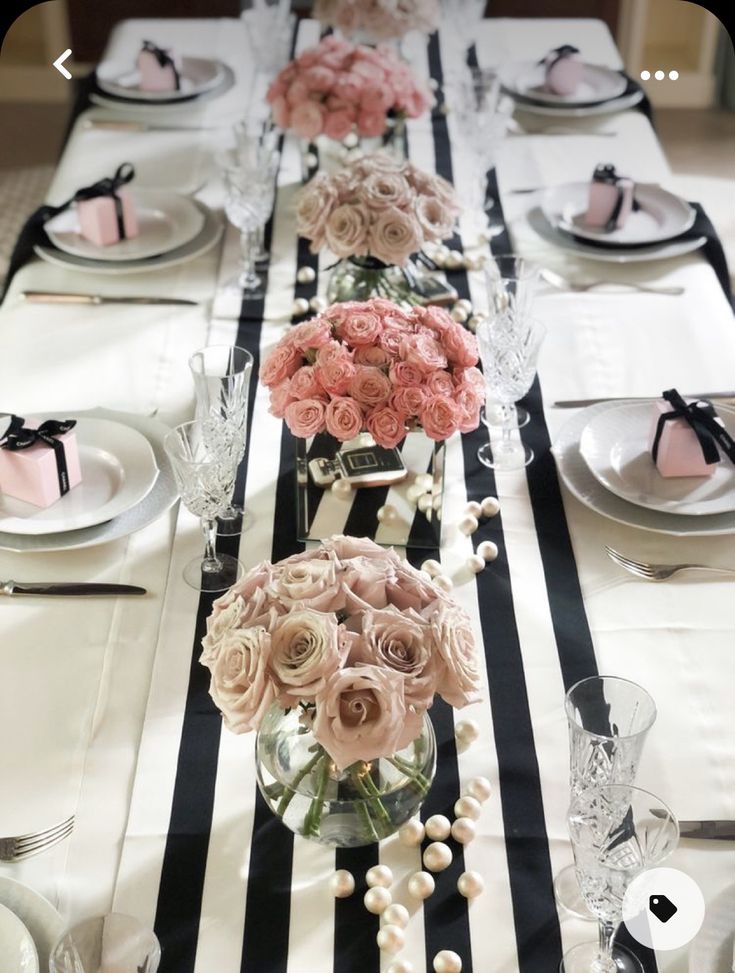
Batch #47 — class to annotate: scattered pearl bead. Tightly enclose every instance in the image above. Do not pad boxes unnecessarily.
[366,864,393,889]
[451,817,476,845]
[418,494,433,513]
[459,514,479,536]
[399,818,425,847]
[451,306,469,324]
[434,574,453,593]
[309,296,327,313]
[330,869,355,898]
[456,299,473,314]
[383,903,410,929]
[481,496,500,518]
[425,814,451,840]
[407,870,435,900]
[449,249,464,265]
[415,472,434,492]
[467,554,485,574]
[343,131,359,148]
[296,265,316,284]
[305,151,318,168]
[331,478,352,497]
[466,776,492,802]
[377,504,398,524]
[421,559,442,578]
[407,483,425,503]
[433,950,462,973]
[457,871,485,899]
[465,500,483,518]
[435,245,451,262]
[455,718,480,745]
[292,297,310,316]
[454,795,481,820]
[423,841,452,873]
[377,924,405,954]
[477,540,499,562]
[432,494,443,511]
[388,962,414,973]
[364,886,392,914]
[419,570,433,582]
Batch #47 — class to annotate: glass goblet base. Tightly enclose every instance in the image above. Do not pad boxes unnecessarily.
[559,941,642,973]
[183,553,243,593]
[553,865,595,920]
[222,271,265,302]
[216,504,254,537]
[477,439,534,471]
[483,403,530,429]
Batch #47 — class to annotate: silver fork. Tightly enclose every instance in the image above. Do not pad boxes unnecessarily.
[0,815,75,862]
[542,268,685,297]
[606,546,735,581]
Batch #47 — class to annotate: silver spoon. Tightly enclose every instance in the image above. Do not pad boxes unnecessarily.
[541,267,685,296]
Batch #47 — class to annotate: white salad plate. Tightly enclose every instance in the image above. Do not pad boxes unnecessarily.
[0,417,158,536]
[45,190,205,262]
[35,201,222,276]
[0,903,38,973]
[499,60,628,106]
[542,181,696,247]
[97,54,225,102]
[514,86,643,118]
[552,402,735,536]
[0,878,62,973]
[579,403,735,516]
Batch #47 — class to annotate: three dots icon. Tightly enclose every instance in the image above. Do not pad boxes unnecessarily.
[640,70,679,81]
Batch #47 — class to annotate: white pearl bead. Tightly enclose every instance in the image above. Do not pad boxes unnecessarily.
[425,814,451,841]
[459,514,479,536]
[305,151,318,168]
[407,483,425,503]
[465,500,483,518]
[450,817,476,845]
[415,473,434,492]
[407,870,435,900]
[467,776,492,802]
[331,478,352,497]
[434,574,453,593]
[467,554,485,574]
[309,296,327,313]
[457,871,485,899]
[364,886,392,914]
[366,864,393,889]
[387,962,414,973]
[418,494,433,513]
[377,504,398,524]
[450,306,469,324]
[330,869,355,898]
[399,818,425,847]
[423,841,452,873]
[456,299,473,314]
[433,494,443,511]
[419,570,433,582]
[455,718,480,745]
[421,559,442,578]
[292,297,310,316]
[448,249,463,265]
[377,924,405,954]
[481,496,500,518]
[383,903,410,929]
[454,795,481,820]
[477,540,499,562]
[343,131,359,148]
[296,265,316,284]
[433,950,462,973]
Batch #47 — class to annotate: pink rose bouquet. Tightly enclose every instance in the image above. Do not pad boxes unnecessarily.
[260,298,484,447]
[314,0,441,41]
[266,36,433,142]
[297,152,459,267]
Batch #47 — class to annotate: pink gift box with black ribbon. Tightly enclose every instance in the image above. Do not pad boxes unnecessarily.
[0,416,82,508]
[649,389,735,478]
[137,40,181,93]
[585,163,635,232]
[542,44,583,96]
[75,162,139,247]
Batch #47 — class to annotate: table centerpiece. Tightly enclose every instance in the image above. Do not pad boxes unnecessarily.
[313,0,441,43]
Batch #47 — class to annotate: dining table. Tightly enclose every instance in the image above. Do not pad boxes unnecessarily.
[1,11,735,973]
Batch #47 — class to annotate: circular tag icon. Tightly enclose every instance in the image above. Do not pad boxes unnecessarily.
[623,867,705,951]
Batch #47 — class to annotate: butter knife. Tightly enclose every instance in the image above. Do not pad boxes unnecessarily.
[650,812,735,840]
[22,292,198,307]
[553,392,735,408]
[1,580,146,596]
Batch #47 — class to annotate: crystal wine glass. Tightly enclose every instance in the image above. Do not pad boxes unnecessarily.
[241,2,295,84]
[476,311,546,470]
[50,913,161,973]
[189,345,254,537]
[561,784,678,973]
[555,676,657,920]
[164,421,244,592]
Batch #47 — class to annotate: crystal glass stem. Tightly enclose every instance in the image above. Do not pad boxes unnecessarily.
[201,517,222,574]
[597,921,618,973]
[239,230,259,290]
[253,224,268,263]
[500,402,514,450]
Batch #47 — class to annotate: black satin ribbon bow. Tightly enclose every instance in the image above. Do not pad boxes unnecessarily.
[538,44,580,70]
[592,163,639,232]
[73,162,135,240]
[651,389,735,468]
[1,415,77,496]
[141,40,181,90]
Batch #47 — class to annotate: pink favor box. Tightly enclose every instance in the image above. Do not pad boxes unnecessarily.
[76,189,138,247]
[137,48,179,92]
[0,422,82,508]
[585,179,634,231]
[648,399,717,478]
[545,56,583,96]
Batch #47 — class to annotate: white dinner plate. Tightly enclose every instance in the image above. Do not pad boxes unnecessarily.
[579,403,735,516]
[0,903,38,973]
[500,59,628,107]
[0,417,158,535]
[35,201,222,276]
[542,182,696,247]
[552,402,735,536]
[526,206,706,264]
[0,878,64,973]
[45,190,205,262]
[514,85,644,118]
[689,882,735,973]
[89,64,236,116]
[97,55,225,102]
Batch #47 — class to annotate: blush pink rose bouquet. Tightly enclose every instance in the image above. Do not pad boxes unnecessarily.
[260,298,484,447]
[201,535,482,840]
[266,36,433,142]
[314,0,440,41]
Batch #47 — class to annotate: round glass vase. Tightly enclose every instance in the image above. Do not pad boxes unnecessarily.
[327,256,421,305]
[256,704,436,847]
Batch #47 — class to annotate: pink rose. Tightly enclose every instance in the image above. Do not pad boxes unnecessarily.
[426,370,455,397]
[315,341,356,395]
[441,323,480,368]
[270,95,290,130]
[389,360,425,388]
[267,558,344,612]
[366,405,405,448]
[360,171,412,210]
[389,385,427,417]
[430,602,482,708]
[418,305,453,335]
[285,398,327,438]
[202,595,248,662]
[349,365,392,408]
[204,626,276,733]
[324,107,356,141]
[337,308,382,346]
[260,341,303,388]
[325,203,370,258]
[420,394,460,441]
[455,384,483,434]
[305,65,336,93]
[379,322,411,357]
[457,365,485,395]
[333,72,366,104]
[213,562,273,611]
[400,331,448,372]
[296,48,322,69]
[368,205,422,266]
[355,345,391,367]
[341,555,395,610]
[325,396,364,442]
[360,82,394,113]
[322,534,385,560]
[289,365,323,400]
[357,108,388,138]
[269,609,345,706]
[291,101,326,140]
[415,194,456,241]
[313,664,422,769]
[269,380,295,418]
[286,79,311,107]
[292,316,333,352]
[296,172,338,246]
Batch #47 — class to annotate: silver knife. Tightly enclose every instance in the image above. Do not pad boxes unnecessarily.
[553,392,735,408]
[22,292,198,307]
[1,580,146,596]
[650,811,735,841]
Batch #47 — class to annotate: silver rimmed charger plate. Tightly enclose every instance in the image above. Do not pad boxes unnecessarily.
[97,55,225,103]
[499,60,628,106]
[513,86,643,118]
[89,63,235,115]
[552,401,735,536]
[0,409,178,553]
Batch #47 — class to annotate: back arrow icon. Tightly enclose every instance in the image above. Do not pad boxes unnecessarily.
[53,49,73,79]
